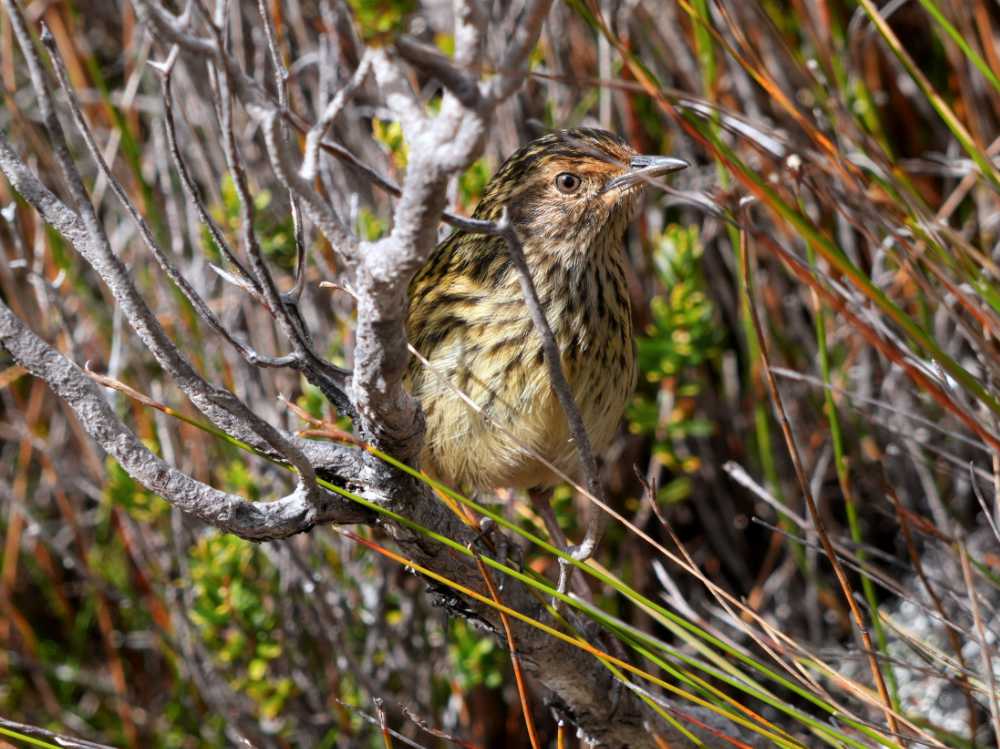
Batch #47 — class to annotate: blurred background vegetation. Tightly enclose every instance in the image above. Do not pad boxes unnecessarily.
[1,0,999,747]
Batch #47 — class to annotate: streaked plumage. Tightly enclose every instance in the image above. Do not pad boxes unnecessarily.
[406,128,684,493]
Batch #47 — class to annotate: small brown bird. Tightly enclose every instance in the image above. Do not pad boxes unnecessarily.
[406,128,686,544]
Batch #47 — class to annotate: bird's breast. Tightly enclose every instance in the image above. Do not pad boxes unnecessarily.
[408,242,637,492]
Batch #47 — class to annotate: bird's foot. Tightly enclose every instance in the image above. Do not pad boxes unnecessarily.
[554,545,597,604]
[552,512,605,600]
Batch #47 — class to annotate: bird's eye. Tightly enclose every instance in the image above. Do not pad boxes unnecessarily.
[554,172,582,194]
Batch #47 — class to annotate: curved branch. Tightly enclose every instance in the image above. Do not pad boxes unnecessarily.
[0,298,372,536]
[0,128,337,477]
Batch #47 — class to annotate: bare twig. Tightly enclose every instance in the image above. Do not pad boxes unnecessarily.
[153,45,261,295]
[395,36,480,108]
[253,0,314,307]
[195,12,356,415]
[300,50,373,182]
[42,30,295,375]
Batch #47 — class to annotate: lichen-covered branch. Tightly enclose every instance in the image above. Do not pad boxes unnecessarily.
[0,297,371,535]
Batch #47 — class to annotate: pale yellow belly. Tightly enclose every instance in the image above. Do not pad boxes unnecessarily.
[413,334,635,493]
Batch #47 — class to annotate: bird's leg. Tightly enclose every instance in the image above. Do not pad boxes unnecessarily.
[471,490,523,589]
[472,517,510,590]
[528,487,568,548]
[570,503,608,563]
[528,488,592,602]
[527,492,632,673]
[499,488,531,576]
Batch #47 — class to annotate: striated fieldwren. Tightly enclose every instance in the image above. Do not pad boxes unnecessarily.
[406,128,686,547]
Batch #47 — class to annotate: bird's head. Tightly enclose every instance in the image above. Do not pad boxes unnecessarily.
[472,128,688,254]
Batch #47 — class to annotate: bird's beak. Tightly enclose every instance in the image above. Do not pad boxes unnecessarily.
[604,155,689,193]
